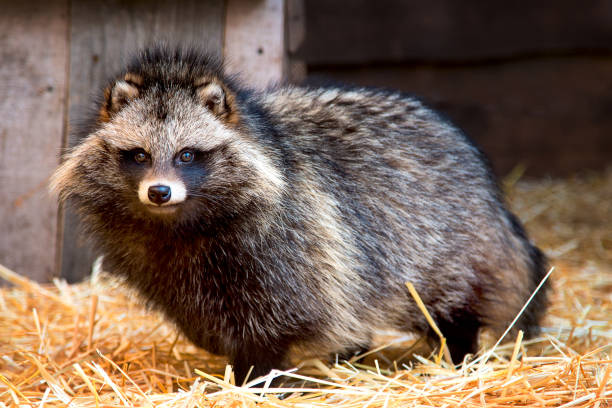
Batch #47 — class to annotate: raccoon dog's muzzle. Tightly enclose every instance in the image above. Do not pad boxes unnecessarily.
[138,178,187,212]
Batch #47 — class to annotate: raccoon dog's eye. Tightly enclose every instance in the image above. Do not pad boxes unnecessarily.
[179,150,195,163]
[133,150,149,164]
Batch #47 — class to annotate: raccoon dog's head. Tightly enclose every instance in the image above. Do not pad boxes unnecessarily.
[51,48,284,230]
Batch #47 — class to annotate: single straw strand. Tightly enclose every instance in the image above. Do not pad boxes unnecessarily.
[502,330,524,397]
[406,281,453,365]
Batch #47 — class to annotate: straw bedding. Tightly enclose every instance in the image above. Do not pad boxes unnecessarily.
[1,168,610,407]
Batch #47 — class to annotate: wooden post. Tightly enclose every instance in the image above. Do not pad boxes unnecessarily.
[286,0,306,83]
[224,0,287,88]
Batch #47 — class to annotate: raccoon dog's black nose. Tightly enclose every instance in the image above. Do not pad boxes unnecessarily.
[148,185,171,205]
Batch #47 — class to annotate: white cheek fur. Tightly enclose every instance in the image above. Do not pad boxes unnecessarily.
[138,179,187,206]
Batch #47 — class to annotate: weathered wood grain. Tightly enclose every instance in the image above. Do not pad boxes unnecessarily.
[62,0,225,282]
[224,0,287,88]
[0,0,69,282]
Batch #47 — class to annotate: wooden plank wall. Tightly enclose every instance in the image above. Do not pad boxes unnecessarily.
[0,0,69,282]
[1,0,287,282]
[225,0,286,87]
[301,0,612,65]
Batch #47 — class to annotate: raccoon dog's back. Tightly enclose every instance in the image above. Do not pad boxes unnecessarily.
[52,47,549,383]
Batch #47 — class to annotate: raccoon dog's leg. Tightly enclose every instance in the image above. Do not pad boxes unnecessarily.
[435,309,481,365]
[231,342,289,386]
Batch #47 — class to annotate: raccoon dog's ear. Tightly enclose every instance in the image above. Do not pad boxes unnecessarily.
[100,74,142,121]
[195,79,232,118]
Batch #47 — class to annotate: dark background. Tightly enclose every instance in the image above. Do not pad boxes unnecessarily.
[294,0,612,178]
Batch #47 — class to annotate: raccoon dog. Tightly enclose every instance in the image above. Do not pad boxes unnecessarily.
[52,47,549,383]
